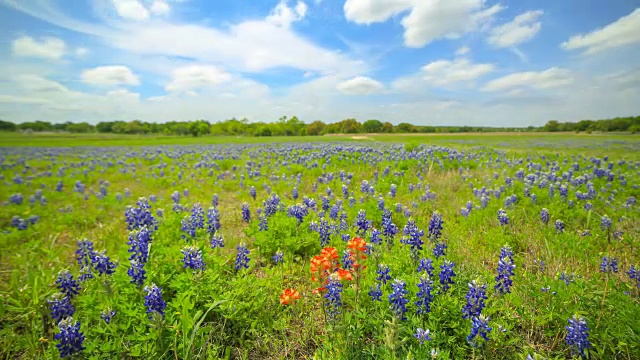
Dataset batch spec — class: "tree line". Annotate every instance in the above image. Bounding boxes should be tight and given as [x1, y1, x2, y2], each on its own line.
[0, 115, 638, 137]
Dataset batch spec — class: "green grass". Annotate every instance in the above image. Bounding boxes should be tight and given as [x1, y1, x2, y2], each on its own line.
[0, 134, 639, 359]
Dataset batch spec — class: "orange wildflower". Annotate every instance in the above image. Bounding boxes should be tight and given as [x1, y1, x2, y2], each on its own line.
[320, 247, 339, 261]
[279, 288, 301, 305]
[348, 237, 367, 253]
[335, 268, 353, 281]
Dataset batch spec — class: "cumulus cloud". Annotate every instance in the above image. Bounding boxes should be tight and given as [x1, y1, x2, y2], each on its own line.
[561, 8, 640, 55]
[422, 58, 495, 85]
[344, 0, 504, 47]
[150, 0, 170, 16]
[81, 65, 140, 86]
[112, 0, 149, 21]
[482, 67, 573, 92]
[337, 76, 384, 95]
[165, 65, 232, 92]
[267, 0, 308, 27]
[488, 10, 543, 48]
[455, 46, 470, 56]
[12, 36, 66, 60]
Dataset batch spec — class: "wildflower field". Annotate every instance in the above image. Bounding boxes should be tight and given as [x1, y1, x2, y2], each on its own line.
[1, 133, 639, 359]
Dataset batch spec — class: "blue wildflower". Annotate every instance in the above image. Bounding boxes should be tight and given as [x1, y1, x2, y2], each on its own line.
[235, 243, 250, 271]
[144, 283, 166, 318]
[600, 215, 612, 231]
[376, 264, 391, 284]
[600, 257, 618, 273]
[566, 315, 591, 357]
[324, 274, 343, 320]
[48, 293, 75, 323]
[388, 279, 409, 320]
[427, 211, 444, 242]
[272, 251, 284, 264]
[210, 234, 224, 248]
[462, 280, 487, 319]
[497, 209, 509, 226]
[54, 317, 85, 358]
[181, 245, 205, 271]
[241, 203, 251, 222]
[433, 242, 446, 258]
[55, 270, 80, 298]
[368, 283, 382, 301]
[354, 209, 372, 235]
[417, 258, 434, 277]
[468, 315, 492, 344]
[439, 260, 456, 292]
[100, 308, 117, 324]
[414, 328, 432, 345]
[415, 275, 434, 314]
[555, 219, 565, 233]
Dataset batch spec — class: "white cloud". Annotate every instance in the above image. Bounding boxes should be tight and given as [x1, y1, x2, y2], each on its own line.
[165, 65, 232, 92]
[344, 0, 504, 48]
[81, 65, 140, 86]
[455, 46, 470, 56]
[75, 47, 89, 57]
[561, 8, 640, 55]
[267, 0, 308, 27]
[337, 76, 384, 95]
[12, 36, 66, 60]
[112, 0, 149, 21]
[488, 10, 543, 48]
[150, 0, 170, 16]
[107, 88, 140, 101]
[483, 67, 573, 92]
[422, 58, 494, 85]
[343, 0, 413, 24]
[15, 74, 69, 93]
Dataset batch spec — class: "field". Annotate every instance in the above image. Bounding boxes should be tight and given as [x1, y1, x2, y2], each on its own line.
[1, 132, 639, 359]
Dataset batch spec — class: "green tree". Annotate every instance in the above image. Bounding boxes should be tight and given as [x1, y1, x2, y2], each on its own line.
[0, 120, 17, 131]
[362, 119, 383, 133]
[544, 120, 560, 132]
[306, 121, 326, 136]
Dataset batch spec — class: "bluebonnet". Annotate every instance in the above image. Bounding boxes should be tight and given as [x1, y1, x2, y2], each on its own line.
[48, 293, 75, 323]
[497, 209, 509, 226]
[241, 203, 251, 222]
[377, 197, 385, 211]
[210, 234, 225, 248]
[74, 181, 85, 194]
[92, 250, 116, 276]
[600, 257, 618, 273]
[100, 308, 117, 324]
[530, 194, 537, 204]
[206, 206, 220, 235]
[461, 207, 470, 218]
[370, 228, 382, 245]
[376, 264, 391, 284]
[427, 211, 444, 242]
[258, 214, 268, 231]
[560, 272, 575, 285]
[181, 215, 197, 239]
[75, 239, 95, 270]
[495, 256, 516, 294]
[144, 283, 166, 318]
[401, 219, 424, 251]
[324, 274, 343, 320]
[310, 218, 335, 246]
[183, 188, 189, 197]
[10, 216, 28, 230]
[500, 245, 514, 262]
[381, 209, 398, 239]
[555, 219, 565, 233]
[181, 245, 205, 271]
[414, 328, 432, 345]
[341, 184, 349, 199]
[566, 315, 591, 357]
[468, 315, 492, 344]
[287, 204, 308, 225]
[272, 251, 284, 264]
[415, 275, 434, 314]
[628, 265, 640, 289]
[368, 283, 383, 301]
[354, 209, 372, 235]
[466, 201, 473, 212]
[417, 258, 434, 277]
[341, 250, 353, 269]
[613, 230, 624, 240]
[462, 280, 488, 319]
[125, 198, 157, 231]
[235, 243, 250, 271]
[388, 279, 409, 320]
[211, 193, 219, 207]
[433, 242, 446, 258]
[439, 260, 456, 292]
[263, 193, 281, 217]
[56, 181, 63, 192]
[54, 317, 85, 358]
[171, 191, 180, 204]
[583, 202, 593, 211]
[581, 229, 592, 237]
[389, 183, 397, 197]
[127, 260, 146, 286]
[600, 215, 612, 231]
[329, 204, 340, 219]
[250, 186, 256, 200]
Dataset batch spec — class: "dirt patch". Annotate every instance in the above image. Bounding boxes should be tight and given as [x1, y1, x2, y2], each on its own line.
[351, 136, 372, 140]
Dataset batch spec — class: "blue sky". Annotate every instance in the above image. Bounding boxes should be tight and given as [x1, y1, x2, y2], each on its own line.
[0, 0, 639, 126]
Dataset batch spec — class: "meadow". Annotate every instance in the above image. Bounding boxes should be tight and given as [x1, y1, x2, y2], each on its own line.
[1, 132, 639, 359]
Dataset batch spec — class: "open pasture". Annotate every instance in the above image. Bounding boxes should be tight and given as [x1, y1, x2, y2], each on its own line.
[1, 133, 639, 359]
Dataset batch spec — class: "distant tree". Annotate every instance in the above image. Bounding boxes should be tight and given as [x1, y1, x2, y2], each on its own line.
[395, 122, 415, 133]
[338, 118, 361, 133]
[544, 120, 560, 132]
[362, 119, 383, 133]
[66, 122, 94, 133]
[0, 120, 17, 131]
[381, 122, 394, 133]
[307, 121, 326, 136]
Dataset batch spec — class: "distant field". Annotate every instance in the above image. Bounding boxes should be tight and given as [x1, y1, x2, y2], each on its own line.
[2, 132, 639, 157]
